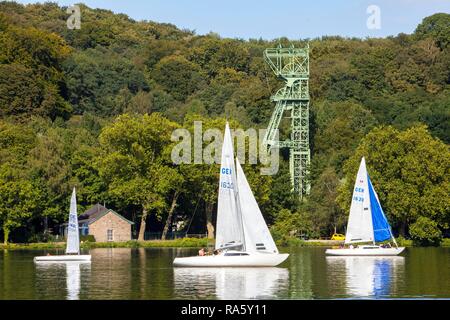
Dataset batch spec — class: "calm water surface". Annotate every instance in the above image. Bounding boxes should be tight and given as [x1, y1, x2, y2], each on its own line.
[0, 247, 449, 299]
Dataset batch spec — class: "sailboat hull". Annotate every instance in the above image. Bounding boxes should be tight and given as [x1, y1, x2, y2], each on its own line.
[173, 253, 289, 267]
[34, 255, 91, 262]
[325, 246, 405, 256]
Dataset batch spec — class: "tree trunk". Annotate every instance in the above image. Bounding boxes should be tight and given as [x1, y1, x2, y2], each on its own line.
[161, 190, 180, 240]
[400, 220, 407, 238]
[3, 226, 9, 245]
[138, 207, 148, 241]
[205, 201, 215, 239]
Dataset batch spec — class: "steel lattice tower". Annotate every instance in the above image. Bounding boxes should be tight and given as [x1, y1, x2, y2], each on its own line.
[263, 44, 310, 198]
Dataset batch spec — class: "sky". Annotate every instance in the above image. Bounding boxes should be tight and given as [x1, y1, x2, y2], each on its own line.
[14, 0, 450, 40]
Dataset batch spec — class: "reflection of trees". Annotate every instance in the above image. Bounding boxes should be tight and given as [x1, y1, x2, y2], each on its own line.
[404, 248, 448, 297]
[130, 247, 175, 299]
[1, 251, 35, 299]
[286, 247, 313, 298]
[1, 251, 39, 299]
[87, 248, 132, 299]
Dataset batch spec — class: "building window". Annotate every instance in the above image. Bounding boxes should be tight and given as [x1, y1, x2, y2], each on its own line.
[107, 229, 113, 241]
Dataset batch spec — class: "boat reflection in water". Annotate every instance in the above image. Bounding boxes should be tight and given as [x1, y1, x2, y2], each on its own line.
[174, 267, 289, 299]
[35, 261, 91, 300]
[326, 256, 405, 298]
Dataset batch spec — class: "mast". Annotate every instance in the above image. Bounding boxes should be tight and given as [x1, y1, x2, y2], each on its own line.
[234, 157, 246, 252]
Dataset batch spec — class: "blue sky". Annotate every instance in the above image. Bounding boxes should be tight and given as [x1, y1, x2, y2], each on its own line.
[14, 0, 450, 39]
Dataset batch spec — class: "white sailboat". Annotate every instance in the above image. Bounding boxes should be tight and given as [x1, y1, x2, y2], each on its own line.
[173, 123, 289, 267]
[34, 188, 91, 262]
[326, 157, 405, 256]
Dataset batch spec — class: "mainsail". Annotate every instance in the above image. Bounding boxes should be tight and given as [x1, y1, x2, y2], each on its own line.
[215, 123, 245, 250]
[66, 188, 80, 254]
[236, 158, 278, 254]
[345, 157, 374, 244]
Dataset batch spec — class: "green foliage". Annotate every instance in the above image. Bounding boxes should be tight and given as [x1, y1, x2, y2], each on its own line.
[409, 216, 443, 246]
[0, 170, 37, 244]
[271, 209, 315, 242]
[395, 236, 413, 247]
[414, 13, 450, 49]
[152, 55, 204, 101]
[0, 20, 72, 118]
[80, 234, 96, 242]
[0, 2, 448, 244]
[98, 113, 182, 239]
[64, 48, 150, 115]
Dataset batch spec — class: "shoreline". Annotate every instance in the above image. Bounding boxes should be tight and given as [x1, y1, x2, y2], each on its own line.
[1, 238, 449, 250]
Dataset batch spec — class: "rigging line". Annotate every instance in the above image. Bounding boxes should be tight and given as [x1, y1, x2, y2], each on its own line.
[184, 190, 203, 236]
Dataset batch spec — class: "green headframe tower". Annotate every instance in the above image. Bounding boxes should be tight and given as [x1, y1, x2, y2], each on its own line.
[263, 44, 310, 198]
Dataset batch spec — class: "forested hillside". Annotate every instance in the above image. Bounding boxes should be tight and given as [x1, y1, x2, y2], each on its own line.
[0, 2, 448, 245]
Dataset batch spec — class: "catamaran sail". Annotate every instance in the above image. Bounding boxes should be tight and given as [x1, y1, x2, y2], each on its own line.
[326, 157, 404, 256]
[236, 158, 278, 254]
[66, 187, 80, 254]
[215, 122, 245, 251]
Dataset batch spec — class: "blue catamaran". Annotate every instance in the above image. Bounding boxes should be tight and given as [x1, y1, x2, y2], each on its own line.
[326, 157, 405, 256]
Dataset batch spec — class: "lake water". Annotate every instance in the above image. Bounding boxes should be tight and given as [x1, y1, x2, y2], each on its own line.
[0, 247, 448, 299]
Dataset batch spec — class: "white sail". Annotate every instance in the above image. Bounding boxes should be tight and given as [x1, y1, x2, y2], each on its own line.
[215, 123, 245, 250]
[345, 157, 374, 244]
[66, 188, 80, 254]
[236, 158, 278, 254]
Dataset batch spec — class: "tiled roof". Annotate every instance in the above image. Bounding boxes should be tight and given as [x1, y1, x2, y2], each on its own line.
[77, 204, 134, 225]
[79, 203, 108, 221]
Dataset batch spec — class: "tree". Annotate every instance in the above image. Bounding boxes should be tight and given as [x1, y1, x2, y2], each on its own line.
[337, 125, 449, 238]
[0, 168, 37, 244]
[64, 49, 150, 116]
[0, 120, 38, 243]
[0, 22, 72, 119]
[306, 167, 344, 237]
[414, 13, 450, 49]
[152, 55, 204, 101]
[26, 125, 76, 234]
[270, 209, 314, 242]
[409, 216, 442, 246]
[98, 113, 181, 240]
[311, 100, 377, 175]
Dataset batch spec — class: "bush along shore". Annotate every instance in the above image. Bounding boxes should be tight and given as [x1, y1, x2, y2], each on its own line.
[1, 237, 449, 250]
[0, 238, 209, 250]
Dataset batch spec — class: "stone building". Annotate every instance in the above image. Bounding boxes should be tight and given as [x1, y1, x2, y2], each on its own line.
[61, 204, 134, 242]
